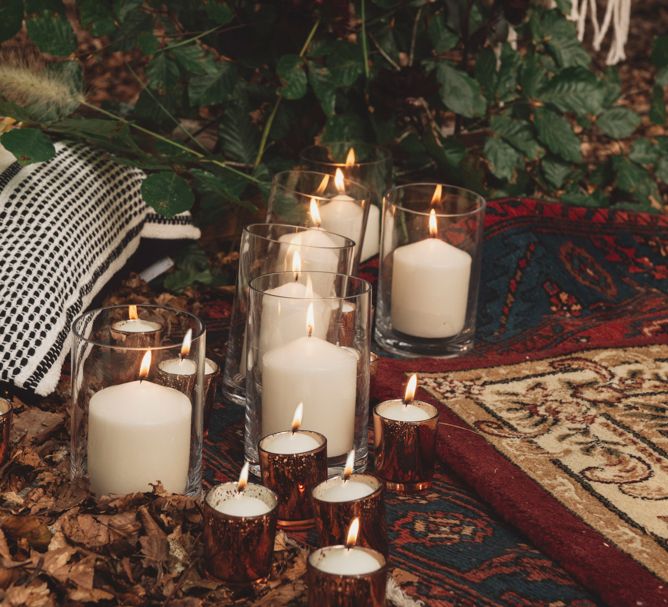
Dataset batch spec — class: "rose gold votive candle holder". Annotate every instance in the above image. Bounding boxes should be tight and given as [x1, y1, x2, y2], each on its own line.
[203, 463, 279, 584]
[307, 517, 387, 607]
[312, 451, 388, 556]
[373, 374, 439, 493]
[259, 411, 327, 529]
[0, 398, 12, 466]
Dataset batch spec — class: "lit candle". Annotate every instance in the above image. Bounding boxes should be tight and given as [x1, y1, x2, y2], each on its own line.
[375, 374, 431, 421]
[158, 329, 196, 376]
[307, 518, 387, 606]
[318, 168, 364, 254]
[258, 255, 331, 358]
[259, 404, 323, 454]
[261, 304, 357, 458]
[112, 304, 162, 335]
[87, 351, 192, 495]
[391, 206, 472, 338]
[209, 462, 272, 516]
[312, 450, 376, 502]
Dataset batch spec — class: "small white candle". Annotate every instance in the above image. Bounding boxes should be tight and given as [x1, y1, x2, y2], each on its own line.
[216, 494, 271, 516]
[112, 318, 162, 333]
[261, 431, 322, 454]
[206, 464, 274, 517]
[88, 378, 191, 495]
[360, 204, 380, 261]
[391, 210, 471, 338]
[205, 358, 217, 375]
[376, 399, 431, 422]
[158, 357, 197, 376]
[314, 477, 376, 501]
[310, 545, 383, 575]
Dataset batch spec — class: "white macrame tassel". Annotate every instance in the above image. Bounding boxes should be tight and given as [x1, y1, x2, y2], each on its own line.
[569, 0, 631, 65]
[387, 577, 426, 607]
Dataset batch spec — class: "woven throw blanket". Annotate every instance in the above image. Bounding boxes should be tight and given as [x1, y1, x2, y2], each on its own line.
[0, 142, 200, 395]
[373, 199, 668, 607]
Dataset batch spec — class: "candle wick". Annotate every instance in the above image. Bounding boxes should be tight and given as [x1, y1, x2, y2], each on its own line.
[294, 271, 299, 282]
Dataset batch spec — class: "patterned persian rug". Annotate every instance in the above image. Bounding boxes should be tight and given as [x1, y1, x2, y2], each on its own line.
[373, 199, 668, 607]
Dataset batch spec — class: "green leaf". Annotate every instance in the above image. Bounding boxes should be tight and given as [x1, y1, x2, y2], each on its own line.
[146, 54, 180, 95]
[191, 169, 256, 211]
[0, 0, 24, 42]
[613, 157, 658, 204]
[519, 53, 547, 98]
[497, 44, 520, 102]
[629, 139, 659, 166]
[0, 128, 56, 165]
[308, 63, 337, 116]
[650, 84, 666, 125]
[437, 62, 487, 118]
[541, 9, 590, 68]
[596, 107, 640, 138]
[326, 42, 363, 88]
[490, 115, 543, 159]
[475, 48, 498, 101]
[171, 45, 208, 75]
[141, 172, 194, 217]
[533, 107, 582, 163]
[541, 155, 572, 188]
[77, 0, 115, 37]
[540, 68, 606, 116]
[322, 113, 367, 143]
[484, 137, 521, 180]
[188, 61, 236, 106]
[277, 54, 308, 100]
[203, 0, 233, 25]
[657, 157, 668, 184]
[651, 35, 668, 68]
[137, 31, 159, 55]
[114, 0, 141, 21]
[163, 244, 214, 292]
[428, 12, 459, 53]
[27, 11, 77, 56]
[219, 103, 259, 164]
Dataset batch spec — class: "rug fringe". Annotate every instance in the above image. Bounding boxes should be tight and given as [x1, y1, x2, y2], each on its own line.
[387, 577, 425, 607]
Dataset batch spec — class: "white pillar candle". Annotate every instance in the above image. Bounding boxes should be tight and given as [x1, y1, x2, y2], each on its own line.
[318, 193, 363, 251]
[261, 336, 357, 457]
[260, 431, 322, 454]
[391, 230, 471, 338]
[360, 204, 380, 261]
[87, 380, 191, 495]
[206, 482, 273, 517]
[112, 318, 162, 333]
[259, 281, 330, 358]
[310, 545, 383, 575]
[376, 399, 432, 421]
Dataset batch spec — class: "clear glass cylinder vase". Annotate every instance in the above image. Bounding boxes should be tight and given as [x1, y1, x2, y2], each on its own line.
[71, 304, 205, 496]
[222, 223, 355, 405]
[300, 142, 392, 262]
[266, 169, 371, 269]
[375, 183, 486, 357]
[245, 271, 371, 474]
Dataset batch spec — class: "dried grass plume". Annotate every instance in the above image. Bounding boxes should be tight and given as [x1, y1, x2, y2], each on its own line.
[0, 52, 84, 123]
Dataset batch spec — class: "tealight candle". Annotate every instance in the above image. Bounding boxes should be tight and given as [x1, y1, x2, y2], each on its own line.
[87, 351, 192, 495]
[110, 305, 162, 345]
[312, 451, 387, 555]
[203, 463, 279, 584]
[391, 208, 472, 338]
[307, 518, 387, 607]
[259, 403, 328, 529]
[374, 374, 439, 492]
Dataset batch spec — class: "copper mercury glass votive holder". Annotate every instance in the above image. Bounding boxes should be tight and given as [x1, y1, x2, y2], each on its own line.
[202, 482, 279, 584]
[307, 546, 388, 607]
[258, 430, 328, 530]
[0, 398, 12, 466]
[312, 474, 388, 556]
[373, 399, 439, 492]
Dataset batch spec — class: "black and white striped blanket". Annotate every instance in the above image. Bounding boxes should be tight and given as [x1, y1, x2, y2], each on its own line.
[0, 142, 200, 395]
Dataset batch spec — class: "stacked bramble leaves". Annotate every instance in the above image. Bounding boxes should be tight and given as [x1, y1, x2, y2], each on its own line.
[0, 1, 666, 225]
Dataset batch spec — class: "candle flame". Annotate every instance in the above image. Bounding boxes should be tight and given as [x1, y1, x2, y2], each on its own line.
[139, 350, 152, 380]
[305, 275, 314, 299]
[429, 209, 438, 238]
[128, 304, 138, 320]
[345, 147, 356, 167]
[292, 250, 302, 280]
[180, 329, 192, 358]
[309, 197, 322, 228]
[334, 167, 345, 194]
[404, 373, 417, 404]
[342, 449, 355, 481]
[291, 402, 304, 433]
[316, 174, 330, 195]
[430, 184, 442, 206]
[237, 461, 249, 493]
[345, 517, 360, 549]
[306, 302, 315, 338]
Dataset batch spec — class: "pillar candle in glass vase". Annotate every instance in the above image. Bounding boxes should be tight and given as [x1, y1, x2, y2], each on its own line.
[391, 209, 471, 338]
[318, 168, 365, 252]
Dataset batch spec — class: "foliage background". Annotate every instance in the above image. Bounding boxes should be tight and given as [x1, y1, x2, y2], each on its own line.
[0, 0, 666, 286]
